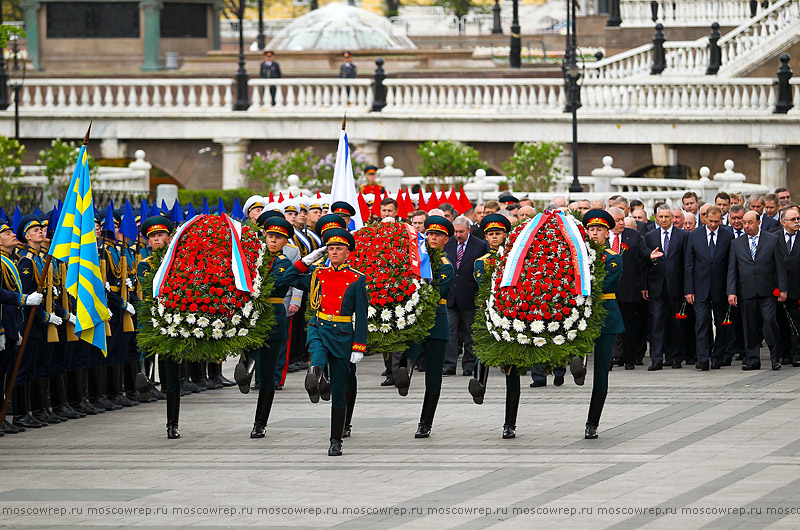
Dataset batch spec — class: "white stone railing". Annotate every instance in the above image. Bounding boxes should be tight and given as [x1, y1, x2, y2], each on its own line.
[248, 78, 374, 111]
[620, 0, 764, 27]
[662, 41, 710, 76]
[15, 78, 235, 111]
[718, 0, 800, 76]
[585, 43, 653, 80]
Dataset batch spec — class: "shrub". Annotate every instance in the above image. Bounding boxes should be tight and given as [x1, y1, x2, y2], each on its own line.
[502, 141, 564, 193]
[417, 140, 488, 188]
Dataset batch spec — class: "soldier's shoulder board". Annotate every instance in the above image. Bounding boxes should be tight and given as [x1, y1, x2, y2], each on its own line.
[476, 253, 490, 262]
[441, 256, 451, 265]
[277, 254, 287, 260]
[604, 248, 618, 255]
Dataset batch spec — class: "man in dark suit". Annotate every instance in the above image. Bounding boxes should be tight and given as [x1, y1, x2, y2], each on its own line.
[727, 211, 788, 370]
[644, 205, 688, 370]
[685, 206, 735, 370]
[776, 207, 800, 366]
[728, 204, 747, 360]
[443, 216, 489, 376]
[749, 194, 779, 232]
[259, 50, 281, 106]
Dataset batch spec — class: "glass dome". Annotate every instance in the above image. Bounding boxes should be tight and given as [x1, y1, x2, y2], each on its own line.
[267, 3, 417, 51]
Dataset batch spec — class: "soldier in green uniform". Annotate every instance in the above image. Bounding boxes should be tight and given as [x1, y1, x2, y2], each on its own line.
[295, 228, 367, 456]
[394, 216, 455, 439]
[575, 209, 624, 439]
[136, 216, 181, 438]
[468, 213, 522, 439]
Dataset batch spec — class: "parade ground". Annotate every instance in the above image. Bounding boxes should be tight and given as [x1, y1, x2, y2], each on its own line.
[2, 352, 800, 529]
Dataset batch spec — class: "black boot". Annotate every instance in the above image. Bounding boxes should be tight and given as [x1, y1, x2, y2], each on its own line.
[415, 392, 440, 438]
[234, 355, 255, 394]
[75, 367, 103, 415]
[209, 361, 235, 387]
[395, 358, 413, 397]
[502, 390, 520, 439]
[13, 382, 45, 428]
[124, 361, 145, 403]
[304, 366, 322, 403]
[329, 406, 346, 456]
[570, 356, 587, 386]
[166, 391, 181, 439]
[342, 391, 357, 438]
[52, 375, 83, 419]
[468, 362, 490, 405]
[584, 390, 608, 439]
[250, 388, 275, 438]
[319, 365, 331, 401]
[201, 362, 222, 390]
[32, 378, 61, 424]
[91, 365, 120, 411]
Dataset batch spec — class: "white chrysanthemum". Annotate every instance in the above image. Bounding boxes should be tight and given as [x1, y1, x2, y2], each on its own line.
[159, 327, 167, 335]
[552, 335, 565, 345]
[588, 248, 597, 261]
[567, 330, 578, 340]
[517, 334, 530, 344]
[151, 318, 159, 327]
[395, 306, 405, 318]
[192, 328, 204, 339]
[405, 300, 415, 313]
[500, 317, 510, 330]
[397, 317, 407, 329]
[211, 319, 223, 329]
[379, 323, 391, 333]
[491, 330, 501, 341]
[231, 314, 242, 326]
[151, 306, 157, 317]
[407, 313, 416, 325]
[173, 314, 182, 325]
[501, 330, 512, 341]
[179, 328, 190, 338]
[584, 307, 592, 318]
[249, 318, 258, 327]
[252, 311, 260, 320]
[512, 319, 525, 332]
[585, 297, 593, 306]
[547, 322, 560, 333]
[490, 311, 501, 326]
[497, 246, 504, 257]
[157, 304, 165, 316]
[571, 308, 579, 319]
[578, 320, 587, 331]
[533, 337, 547, 347]
[562, 317, 574, 330]
[197, 317, 210, 328]
[367, 306, 377, 319]
[531, 321, 545, 334]
[211, 328, 223, 339]
[411, 291, 420, 304]
[380, 309, 392, 321]
[225, 328, 236, 338]
[243, 303, 253, 318]
[238, 328, 248, 336]
[368, 323, 378, 332]
[164, 313, 173, 324]
[167, 325, 177, 337]
[185, 313, 197, 324]
[576, 295, 585, 306]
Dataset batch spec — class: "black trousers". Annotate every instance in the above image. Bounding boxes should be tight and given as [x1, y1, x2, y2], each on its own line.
[777, 298, 800, 362]
[693, 299, 733, 364]
[443, 307, 476, 372]
[740, 296, 780, 366]
[649, 294, 684, 365]
[618, 301, 645, 366]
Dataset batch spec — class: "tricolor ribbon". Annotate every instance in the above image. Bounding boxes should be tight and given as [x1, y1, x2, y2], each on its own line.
[405, 223, 422, 278]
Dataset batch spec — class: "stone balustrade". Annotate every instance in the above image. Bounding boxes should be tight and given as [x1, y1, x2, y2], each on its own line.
[620, 0, 763, 27]
[248, 79, 374, 111]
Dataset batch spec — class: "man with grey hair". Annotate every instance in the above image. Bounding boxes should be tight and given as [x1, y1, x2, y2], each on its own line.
[683, 212, 697, 232]
[591, 199, 606, 210]
[443, 215, 489, 376]
[518, 205, 535, 221]
[552, 196, 567, 208]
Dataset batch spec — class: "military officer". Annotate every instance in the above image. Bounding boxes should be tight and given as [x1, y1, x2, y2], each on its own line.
[394, 216, 454, 438]
[466, 213, 522, 438]
[572, 209, 626, 439]
[243, 195, 266, 223]
[339, 51, 357, 80]
[330, 201, 356, 231]
[259, 50, 281, 106]
[359, 165, 385, 197]
[294, 228, 367, 456]
[284, 199, 313, 257]
[136, 216, 182, 439]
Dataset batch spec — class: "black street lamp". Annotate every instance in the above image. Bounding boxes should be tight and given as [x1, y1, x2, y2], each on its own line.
[562, 0, 582, 193]
[257, 0, 266, 50]
[0, 3, 10, 111]
[9, 37, 25, 140]
[234, 0, 250, 110]
[509, 0, 521, 68]
[492, 0, 502, 35]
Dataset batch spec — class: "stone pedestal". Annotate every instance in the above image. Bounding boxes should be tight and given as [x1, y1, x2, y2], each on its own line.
[749, 144, 787, 191]
[377, 156, 404, 193]
[214, 138, 249, 190]
[590, 156, 625, 193]
[128, 149, 152, 191]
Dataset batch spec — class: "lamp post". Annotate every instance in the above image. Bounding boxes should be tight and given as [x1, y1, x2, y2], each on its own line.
[492, 0, 502, 34]
[257, 0, 265, 50]
[234, 0, 250, 110]
[562, 0, 582, 192]
[9, 37, 24, 140]
[0, 3, 9, 111]
[509, 0, 520, 68]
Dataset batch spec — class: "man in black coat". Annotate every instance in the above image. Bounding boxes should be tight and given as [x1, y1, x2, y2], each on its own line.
[259, 50, 282, 106]
[727, 211, 788, 370]
[644, 205, 688, 370]
[685, 206, 735, 370]
[442, 216, 489, 375]
[775, 207, 800, 366]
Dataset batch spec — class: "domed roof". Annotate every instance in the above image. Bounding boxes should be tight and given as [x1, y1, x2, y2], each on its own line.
[267, 3, 417, 51]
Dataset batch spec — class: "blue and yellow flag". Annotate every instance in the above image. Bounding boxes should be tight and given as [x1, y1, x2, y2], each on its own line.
[48, 142, 110, 357]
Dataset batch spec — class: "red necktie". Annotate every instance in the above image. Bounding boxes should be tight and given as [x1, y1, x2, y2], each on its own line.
[612, 233, 620, 253]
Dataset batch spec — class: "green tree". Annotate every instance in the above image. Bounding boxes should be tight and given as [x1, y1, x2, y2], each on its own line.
[502, 141, 564, 193]
[417, 140, 488, 188]
[244, 147, 319, 193]
[435, 0, 472, 20]
[37, 138, 98, 202]
[0, 135, 24, 206]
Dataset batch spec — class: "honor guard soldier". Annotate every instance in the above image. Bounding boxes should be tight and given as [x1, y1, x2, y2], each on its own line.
[1, 220, 44, 433]
[467, 213, 522, 438]
[259, 50, 281, 106]
[136, 216, 182, 439]
[572, 209, 625, 439]
[243, 195, 266, 223]
[283, 199, 312, 257]
[339, 51, 357, 79]
[295, 228, 367, 456]
[359, 165, 385, 197]
[306, 197, 324, 245]
[295, 197, 320, 252]
[329, 201, 356, 231]
[394, 216, 455, 438]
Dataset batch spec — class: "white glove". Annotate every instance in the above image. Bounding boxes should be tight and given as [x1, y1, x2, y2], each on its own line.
[108, 311, 113, 319]
[301, 246, 327, 266]
[48, 314, 63, 326]
[125, 302, 136, 315]
[0, 334, 6, 351]
[68, 313, 77, 326]
[53, 285, 59, 297]
[126, 278, 133, 290]
[25, 292, 43, 306]
[105, 282, 111, 291]
[350, 351, 363, 364]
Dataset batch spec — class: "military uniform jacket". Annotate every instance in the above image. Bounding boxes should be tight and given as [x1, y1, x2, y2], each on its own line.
[288, 260, 368, 360]
[260, 61, 282, 79]
[600, 247, 624, 335]
[427, 253, 454, 342]
[103, 244, 126, 314]
[473, 249, 498, 289]
[0, 250, 30, 340]
[265, 252, 296, 342]
[339, 62, 357, 78]
[18, 248, 66, 340]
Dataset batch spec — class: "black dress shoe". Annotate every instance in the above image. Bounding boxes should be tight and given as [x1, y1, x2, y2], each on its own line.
[234, 361, 251, 394]
[415, 423, 431, 438]
[342, 425, 351, 438]
[696, 361, 709, 371]
[734, 353, 743, 361]
[711, 361, 721, 370]
[585, 422, 598, 439]
[381, 369, 389, 377]
[252, 382, 261, 391]
[166, 423, 181, 439]
[570, 356, 586, 386]
[672, 361, 682, 369]
[793, 360, 800, 367]
[502, 424, 516, 439]
[624, 364, 635, 370]
[742, 363, 761, 371]
[2, 419, 21, 434]
[721, 359, 732, 367]
[635, 360, 644, 366]
[250, 423, 266, 438]
[305, 370, 320, 403]
[462, 369, 473, 377]
[648, 362, 663, 371]
[319, 375, 331, 401]
[275, 383, 283, 390]
[772, 362, 782, 371]
[395, 367, 411, 397]
[328, 438, 343, 456]
[442, 369, 456, 376]
[554, 375, 565, 386]
[13, 415, 42, 429]
[468, 378, 485, 404]
[380, 377, 395, 387]
[530, 379, 546, 388]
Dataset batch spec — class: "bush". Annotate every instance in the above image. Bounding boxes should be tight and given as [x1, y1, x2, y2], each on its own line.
[417, 140, 488, 188]
[37, 139, 98, 203]
[0, 135, 24, 206]
[313, 150, 371, 191]
[502, 141, 564, 193]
